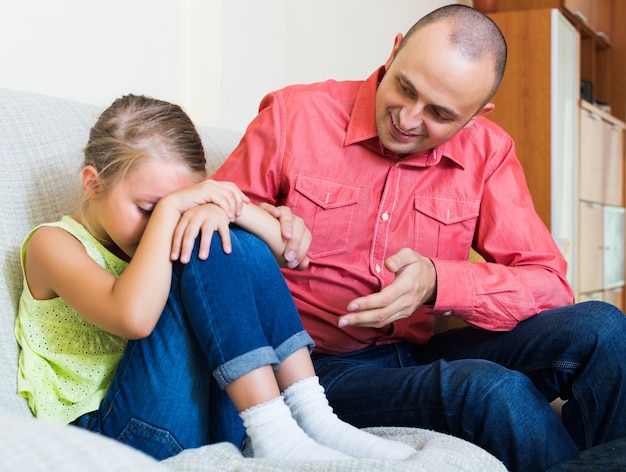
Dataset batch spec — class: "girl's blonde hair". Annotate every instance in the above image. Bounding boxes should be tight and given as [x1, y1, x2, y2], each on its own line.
[79, 94, 207, 235]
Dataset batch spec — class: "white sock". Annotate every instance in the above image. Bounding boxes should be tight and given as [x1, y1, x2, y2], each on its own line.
[239, 396, 351, 460]
[282, 376, 416, 460]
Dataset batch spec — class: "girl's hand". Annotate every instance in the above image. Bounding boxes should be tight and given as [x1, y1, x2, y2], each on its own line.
[165, 179, 250, 220]
[171, 203, 232, 263]
[163, 179, 249, 263]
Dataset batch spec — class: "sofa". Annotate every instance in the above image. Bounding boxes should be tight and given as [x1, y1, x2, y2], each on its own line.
[0, 88, 507, 471]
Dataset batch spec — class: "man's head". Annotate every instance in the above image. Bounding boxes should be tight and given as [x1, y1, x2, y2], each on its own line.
[375, 4, 507, 155]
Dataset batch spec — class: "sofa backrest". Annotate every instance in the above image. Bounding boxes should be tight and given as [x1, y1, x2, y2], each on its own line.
[0, 88, 242, 415]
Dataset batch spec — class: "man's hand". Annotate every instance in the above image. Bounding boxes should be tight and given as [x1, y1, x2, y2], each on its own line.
[338, 248, 436, 328]
[259, 203, 311, 270]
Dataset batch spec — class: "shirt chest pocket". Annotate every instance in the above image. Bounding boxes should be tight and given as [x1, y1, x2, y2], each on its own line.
[413, 196, 480, 259]
[294, 175, 361, 258]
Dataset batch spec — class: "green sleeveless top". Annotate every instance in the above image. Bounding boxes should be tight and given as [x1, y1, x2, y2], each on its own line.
[15, 216, 128, 424]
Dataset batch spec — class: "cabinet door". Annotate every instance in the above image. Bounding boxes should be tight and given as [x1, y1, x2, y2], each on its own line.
[603, 205, 625, 288]
[603, 122, 624, 206]
[579, 108, 604, 203]
[578, 201, 604, 292]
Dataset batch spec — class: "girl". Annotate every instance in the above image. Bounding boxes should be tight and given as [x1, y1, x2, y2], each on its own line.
[15, 95, 415, 461]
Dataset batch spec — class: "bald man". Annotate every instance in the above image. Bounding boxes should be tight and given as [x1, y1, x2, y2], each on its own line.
[214, 5, 626, 471]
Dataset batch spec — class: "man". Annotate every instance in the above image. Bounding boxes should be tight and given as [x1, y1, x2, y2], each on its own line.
[214, 5, 626, 471]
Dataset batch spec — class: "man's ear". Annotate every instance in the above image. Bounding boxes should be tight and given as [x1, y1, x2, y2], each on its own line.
[463, 102, 495, 129]
[384, 33, 404, 71]
[81, 165, 101, 198]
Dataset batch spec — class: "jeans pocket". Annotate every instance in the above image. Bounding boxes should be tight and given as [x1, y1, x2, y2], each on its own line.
[117, 417, 184, 461]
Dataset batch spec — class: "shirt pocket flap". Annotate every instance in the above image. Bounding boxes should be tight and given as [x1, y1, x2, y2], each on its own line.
[295, 175, 360, 210]
[414, 196, 480, 225]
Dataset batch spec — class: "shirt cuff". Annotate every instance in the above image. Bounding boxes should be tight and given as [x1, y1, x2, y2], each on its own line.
[430, 258, 475, 317]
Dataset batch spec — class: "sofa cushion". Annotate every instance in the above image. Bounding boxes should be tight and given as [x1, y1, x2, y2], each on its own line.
[163, 426, 507, 471]
[0, 411, 166, 471]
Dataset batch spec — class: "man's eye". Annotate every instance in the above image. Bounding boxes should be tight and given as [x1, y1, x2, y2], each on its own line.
[430, 108, 450, 122]
[399, 82, 413, 96]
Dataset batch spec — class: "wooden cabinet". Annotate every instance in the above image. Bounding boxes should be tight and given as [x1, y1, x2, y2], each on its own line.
[488, 8, 579, 284]
[487, 5, 626, 309]
[577, 101, 625, 308]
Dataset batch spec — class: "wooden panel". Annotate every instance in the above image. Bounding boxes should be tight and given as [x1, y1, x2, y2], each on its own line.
[607, 0, 626, 122]
[488, 9, 553, 228]
[563, 0, 592, 26]
[591, 0, 612, 42]
[498, 0, 562, 11]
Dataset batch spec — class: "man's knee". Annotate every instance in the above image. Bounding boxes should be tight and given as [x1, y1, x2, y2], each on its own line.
[445, 358, 535, 403]
[548, 300, 625, 348]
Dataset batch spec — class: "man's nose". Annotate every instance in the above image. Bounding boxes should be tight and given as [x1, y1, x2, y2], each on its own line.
[398, 103, 424, 131]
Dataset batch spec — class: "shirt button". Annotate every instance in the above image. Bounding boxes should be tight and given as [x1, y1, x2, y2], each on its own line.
[381, 211, 389, 221]
[375, 264, 381, 273]
[443, 310, 452, 316]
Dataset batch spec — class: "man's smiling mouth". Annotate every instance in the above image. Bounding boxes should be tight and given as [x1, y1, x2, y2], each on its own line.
[391, 116, 419, 138]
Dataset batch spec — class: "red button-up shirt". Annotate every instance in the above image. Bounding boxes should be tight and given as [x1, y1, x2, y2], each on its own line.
[213, 67, 574, 355]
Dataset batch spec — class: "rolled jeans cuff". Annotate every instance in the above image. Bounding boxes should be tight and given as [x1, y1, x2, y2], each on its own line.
[212, 330, 315, 389]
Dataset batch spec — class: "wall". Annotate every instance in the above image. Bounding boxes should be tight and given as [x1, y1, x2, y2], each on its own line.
[218, 0, 454, 130]
[0, 0, 191, 115]
[0, 0, 453, 131]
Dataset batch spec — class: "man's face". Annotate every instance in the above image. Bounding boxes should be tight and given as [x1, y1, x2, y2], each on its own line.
[376, 23, 495, 156]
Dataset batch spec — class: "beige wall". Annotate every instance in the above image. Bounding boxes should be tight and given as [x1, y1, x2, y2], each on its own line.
[0, 0, 454, 130]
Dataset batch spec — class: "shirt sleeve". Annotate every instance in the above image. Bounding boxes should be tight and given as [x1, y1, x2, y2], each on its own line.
[431, 135, 575, 331]
[211, 92, 284, 205]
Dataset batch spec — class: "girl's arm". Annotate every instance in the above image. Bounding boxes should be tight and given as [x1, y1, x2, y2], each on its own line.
[234, 203, 290, 263]
[174, 201, 311, 267]
[25, 180, 242, 340]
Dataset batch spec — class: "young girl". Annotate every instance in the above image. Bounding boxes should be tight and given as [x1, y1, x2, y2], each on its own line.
[15, 95, 415, 462]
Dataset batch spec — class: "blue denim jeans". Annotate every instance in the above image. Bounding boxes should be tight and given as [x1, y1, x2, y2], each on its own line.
[75, 228, 313, 460]
[313, 301, 626, 472]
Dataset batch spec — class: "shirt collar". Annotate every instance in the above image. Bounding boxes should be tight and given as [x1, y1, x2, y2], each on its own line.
[345, 66, 466, 169]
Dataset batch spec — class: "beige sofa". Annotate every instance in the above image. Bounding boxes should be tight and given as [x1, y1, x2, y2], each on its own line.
[0, 88, 506, 471]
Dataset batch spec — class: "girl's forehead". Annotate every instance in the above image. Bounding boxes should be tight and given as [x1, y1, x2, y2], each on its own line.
[123, 160, 203, 197]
